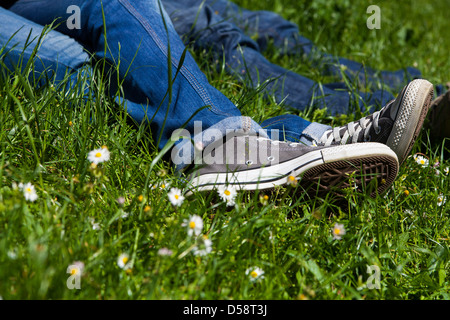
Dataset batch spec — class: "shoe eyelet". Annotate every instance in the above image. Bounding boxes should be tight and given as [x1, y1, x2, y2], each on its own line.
[375, 128, 381, 135]
[246, 160, 253, 166]
[364, 135, 372, 142]
[267, 156, 275, 162]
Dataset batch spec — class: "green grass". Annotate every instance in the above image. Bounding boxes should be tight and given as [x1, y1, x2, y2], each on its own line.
[1, 0, 450, 300]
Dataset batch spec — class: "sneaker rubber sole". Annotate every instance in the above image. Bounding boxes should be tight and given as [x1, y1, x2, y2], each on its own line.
[300, 154, 398, 200]
[387, 79, 434, 165]
[186, 142, 399, 198]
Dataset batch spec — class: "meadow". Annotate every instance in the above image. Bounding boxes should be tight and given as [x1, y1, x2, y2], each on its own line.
[0, 0, 450, 300]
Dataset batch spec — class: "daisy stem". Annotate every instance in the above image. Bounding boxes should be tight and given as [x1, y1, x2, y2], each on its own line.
[177, 243, 197, 260]
[131, 228, 140, 269]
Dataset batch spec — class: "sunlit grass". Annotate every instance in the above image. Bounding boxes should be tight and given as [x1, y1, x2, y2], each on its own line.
[0, 0, 449, 300]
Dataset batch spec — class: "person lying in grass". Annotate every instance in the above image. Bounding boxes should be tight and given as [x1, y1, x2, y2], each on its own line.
[0, 1, 436, 199]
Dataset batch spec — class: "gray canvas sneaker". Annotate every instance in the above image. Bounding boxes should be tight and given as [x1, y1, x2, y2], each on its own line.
[315, 79, 434, 165]
[185, 133, 399, 199]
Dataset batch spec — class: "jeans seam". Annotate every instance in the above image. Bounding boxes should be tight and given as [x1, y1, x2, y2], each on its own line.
[118, 0, 228, 116]
[261, 117, 291, 128]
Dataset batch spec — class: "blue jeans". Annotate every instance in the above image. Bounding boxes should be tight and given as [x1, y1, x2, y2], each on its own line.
[165, 0, 420, 91]
[161, 0, 418, 114]
[1, 1, 333, 170]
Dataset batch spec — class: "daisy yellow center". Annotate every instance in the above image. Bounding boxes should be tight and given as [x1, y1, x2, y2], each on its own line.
[224, 190, 231, 196]
[95, 152, 102, 158]
[288, 175, 295, 181]
[122, 257, 129, 264]
[189, 221, 196, 229]
[263, 195, 269, 200]
[25, 188, 32, 193]
[250, 271, 258, 278]
[335, 228, 341, 235]
[420, 160, 425, 164]
[71, 268, 78, 275]
[161, 184, 166, 188]
[175, 194, 179, 200]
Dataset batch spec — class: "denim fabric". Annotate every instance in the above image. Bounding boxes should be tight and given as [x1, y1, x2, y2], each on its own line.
[7, 0, 243, 149]
[161, 0, 405, 115]
[0, 7, 91, 90]
[1, 2, 327, 170]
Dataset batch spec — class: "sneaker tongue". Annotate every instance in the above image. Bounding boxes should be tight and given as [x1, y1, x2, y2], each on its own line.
[382, 85, 408, 121]
[379, 100, 396, 120]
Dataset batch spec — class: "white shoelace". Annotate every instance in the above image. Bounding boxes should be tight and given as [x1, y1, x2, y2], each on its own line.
[317, 110, 382, 146]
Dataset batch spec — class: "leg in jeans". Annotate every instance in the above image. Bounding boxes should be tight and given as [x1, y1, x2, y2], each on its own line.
[191, 0, 422, 92]
[0, 5, 409, 199]
[161, 0, 394, 116]
[3, 2, 330, 169]
[8, 0, 242, 151]
[0, 7, 90, 94]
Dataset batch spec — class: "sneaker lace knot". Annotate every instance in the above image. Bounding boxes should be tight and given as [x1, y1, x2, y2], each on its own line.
[317, 111, 382, 146]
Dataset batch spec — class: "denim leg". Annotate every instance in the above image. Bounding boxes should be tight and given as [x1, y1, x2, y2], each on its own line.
[8, 0, 257, 152]
[198, 0, 421, 92]
[2, 2, 332, 171]
[186, 0, 315, 55]
[0, 7, 90, 92]
[162, 0, 394, 115]
[260, 114, 330, 146]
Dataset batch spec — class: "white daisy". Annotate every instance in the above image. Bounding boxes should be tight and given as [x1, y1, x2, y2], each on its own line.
[245, 267, 265, 282]
[259, 194, 269, 205]
[217, 184, 237, 206]
[182, 214, 203, 237]
[117, 253, 132, 270]
[22, 182, 38, 202]
[444, 167, 449, 175]
[68, 261, 85, 277]
[286, 171, 298, 186]
[88, 146, 110, 165]
[437, 194, 447, 207]
[414, 155, 429, 167]
[150, 181, 170, 190]
[192, 235, 213, 256]
[332, 223, 346, 240]
[168, 187, 185, 206]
